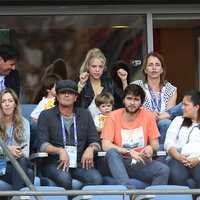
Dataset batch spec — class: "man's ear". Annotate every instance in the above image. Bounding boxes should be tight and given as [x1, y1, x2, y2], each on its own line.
[0, 57, 3, 64]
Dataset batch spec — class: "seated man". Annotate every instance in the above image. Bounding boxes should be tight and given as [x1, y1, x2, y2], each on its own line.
[37, 80, 102, 189]
[101, 84, 169, 189]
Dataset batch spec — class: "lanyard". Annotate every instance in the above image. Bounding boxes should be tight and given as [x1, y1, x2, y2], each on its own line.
[7, 122, 14, 146]
[60, 113, 78, 145]
[176, 124, 200, 144]
[147, 84, 162, 112]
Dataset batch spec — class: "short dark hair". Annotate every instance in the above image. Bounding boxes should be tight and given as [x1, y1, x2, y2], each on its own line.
[122, 84, 145, 104]
[0, 43, 20, 62]
[33, 74, 61, 103]
[182, 90, 200, 127]
[95, 93, 114, 107]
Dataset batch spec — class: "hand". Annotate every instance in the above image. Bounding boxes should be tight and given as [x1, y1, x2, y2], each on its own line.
[130, 150, 145, 165]
[184, 157, 199, 168]
[152, 111, 160, 121]
[57, 148, 70, 171]
[117, 68, 128, 81]
[140, 145, 153, 158]
[178, 154, 190, 164]
[81, 147, 94, 170]
[8, 146, 23, 159]
[79, 72, 89, 85]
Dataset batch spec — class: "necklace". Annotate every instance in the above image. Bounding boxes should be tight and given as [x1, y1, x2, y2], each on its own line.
[61, 112, 73, 117]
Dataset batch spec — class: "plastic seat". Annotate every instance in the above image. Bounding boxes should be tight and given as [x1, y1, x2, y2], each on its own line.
[21, 104, 37, 120]
[0, 177, 40, 191]
[80, 185, 130, 200]
[144, 185, 193, 200]
[102, 176, 149, 189]
[21, 186, 68, 200]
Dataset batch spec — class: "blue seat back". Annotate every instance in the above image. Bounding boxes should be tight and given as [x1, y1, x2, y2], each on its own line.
[145, 185, 193, 200]
[82, 185, 130, 200]
[21, 186, 68, 200]
[21, 104, 37, 120]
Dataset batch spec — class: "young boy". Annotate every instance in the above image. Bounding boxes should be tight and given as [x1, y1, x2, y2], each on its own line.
[94, 93, 114, 134]
[30, 74, 61, 122]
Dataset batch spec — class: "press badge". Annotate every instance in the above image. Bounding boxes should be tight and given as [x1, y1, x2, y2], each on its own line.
[65, 145, 77, 168]
[0, 154, 6, 176]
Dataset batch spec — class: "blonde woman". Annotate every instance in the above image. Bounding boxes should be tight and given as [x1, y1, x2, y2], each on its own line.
[132, 51, 177, 144]
[0, 88, 34, 189]
[76, 48, 128, 119]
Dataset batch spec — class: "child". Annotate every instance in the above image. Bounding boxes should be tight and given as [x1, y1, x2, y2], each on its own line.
[30, 74, 61, 122]
[29, 74, 61, 152]
[94, 93, 114, 134]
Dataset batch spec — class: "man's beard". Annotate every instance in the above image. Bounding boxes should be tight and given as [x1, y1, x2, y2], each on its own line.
[125, 106, 140, 114]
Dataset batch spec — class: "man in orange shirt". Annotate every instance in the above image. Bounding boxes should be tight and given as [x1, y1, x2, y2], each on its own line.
[101, 84, 169, 189]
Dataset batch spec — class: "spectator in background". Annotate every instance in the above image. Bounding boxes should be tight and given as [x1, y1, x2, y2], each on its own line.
[45, 58, 69, 80]
[29, 74, 61, 153]
[132, 51, 177, 144]
[0, 88, 34, 189]
[0, 43, 20, 97]
[164, 90, 200, 189]
[94, 93, 114, 135]
[110, 60, 130, 108]
[75, 48, 128, 119]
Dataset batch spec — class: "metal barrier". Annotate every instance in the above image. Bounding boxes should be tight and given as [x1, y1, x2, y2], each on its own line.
[1, 188, 200, 200]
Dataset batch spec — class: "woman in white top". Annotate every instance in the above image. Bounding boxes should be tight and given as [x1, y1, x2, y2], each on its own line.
[0, 88, 34, 189]
[132, 51, 177, 144]
[164, 90, 200, 188]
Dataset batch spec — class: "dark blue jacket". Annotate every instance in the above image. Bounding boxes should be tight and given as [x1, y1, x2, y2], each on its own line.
[5, 69, 20, 97]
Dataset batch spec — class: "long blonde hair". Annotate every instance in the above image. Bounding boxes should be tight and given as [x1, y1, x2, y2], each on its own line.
[0, 88, 24, 143]
[80, 48, 107, 74]
[142, 51, 167, 87]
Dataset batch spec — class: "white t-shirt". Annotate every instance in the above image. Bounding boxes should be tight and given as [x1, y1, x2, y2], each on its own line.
[30, 97, 55, 120]
[94, 114, 107, 129]
[88, 98, 101, 120]
[164, 116, 200, 159]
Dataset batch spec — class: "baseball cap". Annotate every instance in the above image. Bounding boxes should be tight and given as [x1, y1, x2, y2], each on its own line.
[56, 80, 78, 94]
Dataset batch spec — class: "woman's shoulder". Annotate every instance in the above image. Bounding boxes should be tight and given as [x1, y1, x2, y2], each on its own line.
[131, 80, 144, 87]
[164, 82, 177, 91]
[22, 117, 30, 129]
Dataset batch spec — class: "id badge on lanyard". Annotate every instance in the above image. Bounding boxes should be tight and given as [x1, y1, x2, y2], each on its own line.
[61, 113, 78, 168]
[64, 145, 77, 168]
[0, 153, 6, 176]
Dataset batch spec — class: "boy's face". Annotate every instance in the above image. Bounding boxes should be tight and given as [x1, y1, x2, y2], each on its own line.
[99, 103, 112, 116]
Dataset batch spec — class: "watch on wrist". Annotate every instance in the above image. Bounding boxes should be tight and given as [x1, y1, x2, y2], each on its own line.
[91, 145, 97, 154]
[125, 148, 131, 156]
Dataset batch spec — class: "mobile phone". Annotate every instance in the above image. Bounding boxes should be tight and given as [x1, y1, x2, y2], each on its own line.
[20, 144, 27, 150]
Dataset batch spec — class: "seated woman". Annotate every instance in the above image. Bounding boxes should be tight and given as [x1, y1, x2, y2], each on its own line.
[164, 90, 200, 188]
[132, 51, 177, 144]
[0, 88, 34, 190]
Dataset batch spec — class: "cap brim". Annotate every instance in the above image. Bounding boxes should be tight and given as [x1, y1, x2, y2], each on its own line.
[57, 88, 77, 94]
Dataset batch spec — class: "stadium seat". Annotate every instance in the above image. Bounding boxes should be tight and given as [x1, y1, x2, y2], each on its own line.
[21, 104, 37, 120]
[143, 185, 193, 200]
[20, 186, 68, 200]
[74, 185, 130, 200]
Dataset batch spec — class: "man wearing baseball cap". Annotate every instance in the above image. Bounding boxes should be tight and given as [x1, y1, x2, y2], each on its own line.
[37, 80, 102, 191]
